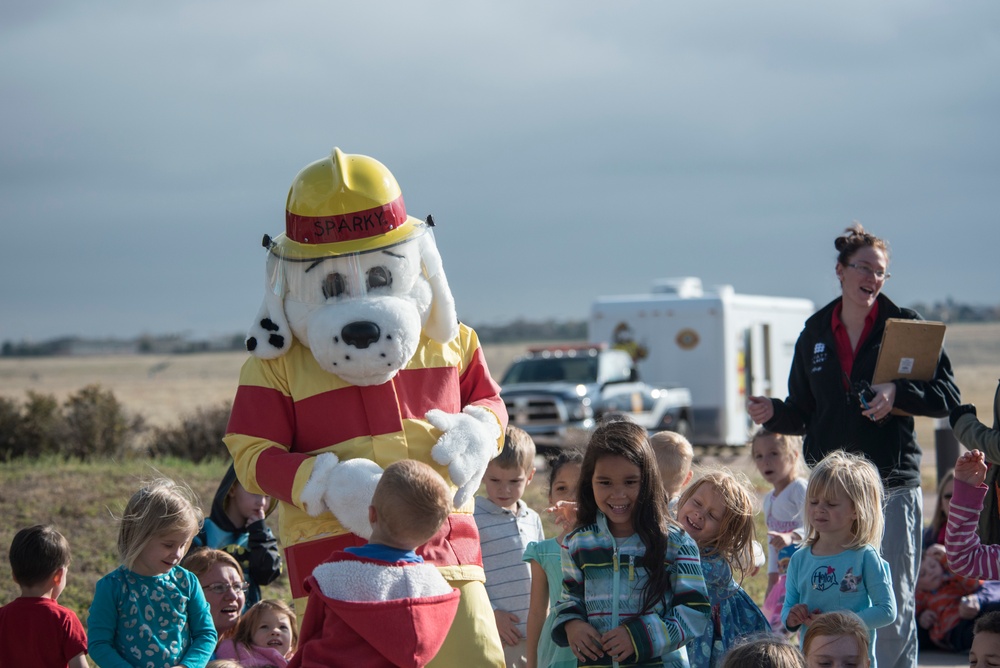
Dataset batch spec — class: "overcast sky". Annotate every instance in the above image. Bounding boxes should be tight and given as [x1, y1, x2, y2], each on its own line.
[2, 1, 997, 342]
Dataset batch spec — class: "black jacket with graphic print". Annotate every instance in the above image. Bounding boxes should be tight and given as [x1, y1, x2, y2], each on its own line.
[764, 294, 960, 489]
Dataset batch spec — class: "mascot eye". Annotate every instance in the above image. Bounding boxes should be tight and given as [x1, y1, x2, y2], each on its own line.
[322, 273, 347, 299]
[366, 266, 392, 290]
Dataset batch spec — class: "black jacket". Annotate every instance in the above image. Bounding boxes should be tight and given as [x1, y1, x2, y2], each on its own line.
[765, 294, 961, 489]
[954, 380, 1000, 545]
[190, 464, 283, 607]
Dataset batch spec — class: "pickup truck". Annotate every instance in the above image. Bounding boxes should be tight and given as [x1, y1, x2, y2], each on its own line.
[499, 345, 693, 450]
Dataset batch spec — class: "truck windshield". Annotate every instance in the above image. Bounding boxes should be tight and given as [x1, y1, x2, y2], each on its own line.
[500, 356, 599, 384]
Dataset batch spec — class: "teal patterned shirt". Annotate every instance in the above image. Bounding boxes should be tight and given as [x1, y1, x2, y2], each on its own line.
[87, 565, 217, 668]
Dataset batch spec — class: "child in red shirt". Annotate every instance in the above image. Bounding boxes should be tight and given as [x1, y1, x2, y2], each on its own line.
[0, 525, 88, 667]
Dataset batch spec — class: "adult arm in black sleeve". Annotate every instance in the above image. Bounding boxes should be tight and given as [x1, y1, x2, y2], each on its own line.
[764, 334, 813, 436]
[892, 348, 961, 418]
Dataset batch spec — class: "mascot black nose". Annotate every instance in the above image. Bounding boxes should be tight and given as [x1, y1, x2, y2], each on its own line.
[341, 321, 381, 349]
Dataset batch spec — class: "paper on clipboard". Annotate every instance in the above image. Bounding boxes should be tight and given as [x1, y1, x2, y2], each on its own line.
[872, 318, 946, 416]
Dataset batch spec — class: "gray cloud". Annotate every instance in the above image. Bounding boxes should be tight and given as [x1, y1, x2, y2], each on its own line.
[1, 0, 997, 340]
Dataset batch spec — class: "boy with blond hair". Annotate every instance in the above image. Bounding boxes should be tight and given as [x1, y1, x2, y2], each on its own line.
[475, 426, 545, 667]
[291, 459, 460, 668]
[650, 430, 694, 514]
[0, 525, 88, 668]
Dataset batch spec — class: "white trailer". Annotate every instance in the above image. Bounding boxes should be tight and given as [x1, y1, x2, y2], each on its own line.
[589, 277, 814, 447]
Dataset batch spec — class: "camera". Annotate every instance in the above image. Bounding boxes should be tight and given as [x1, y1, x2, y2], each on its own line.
[854, 380, 876, 407]
[852, 380, 887, 425]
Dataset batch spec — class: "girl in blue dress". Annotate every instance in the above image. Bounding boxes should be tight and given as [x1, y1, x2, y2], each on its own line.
[524, 450, 583, 668]
[677, 469, 771, 668]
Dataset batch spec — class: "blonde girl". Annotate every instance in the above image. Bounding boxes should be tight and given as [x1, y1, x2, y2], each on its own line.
[216, 599, 298, 667]
[801, 611, 871, 668]
[922, 469, 954, 550]
[88, 477, 217, 668]
[750, 428, 807, 631]
[523, 449, 583, 668]
[677, 469, 770, 668]
[781, 451, 895, 666]
[551, 419, 710, 666]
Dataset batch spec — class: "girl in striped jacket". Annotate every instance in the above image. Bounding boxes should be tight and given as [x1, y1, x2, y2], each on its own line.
[551, 420, 710, 667]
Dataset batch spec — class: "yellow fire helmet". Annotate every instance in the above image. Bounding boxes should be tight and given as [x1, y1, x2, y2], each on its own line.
[270, 147, 428, 261]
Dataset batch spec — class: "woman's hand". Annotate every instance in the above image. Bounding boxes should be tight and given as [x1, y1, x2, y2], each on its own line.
[565, 619, 604, 663]
[862, 382, 897, 422]
[601, 626, 634, 663]
[955, 450, 988, 487]
[747, 396, 774, 425]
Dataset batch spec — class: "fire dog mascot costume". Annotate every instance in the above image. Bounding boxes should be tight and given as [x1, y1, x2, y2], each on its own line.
[224, 148, 507, 666]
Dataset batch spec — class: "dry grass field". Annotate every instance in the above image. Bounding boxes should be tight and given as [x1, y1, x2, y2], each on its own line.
[1, 323, 995, 492]
[1, 323, 996, 441]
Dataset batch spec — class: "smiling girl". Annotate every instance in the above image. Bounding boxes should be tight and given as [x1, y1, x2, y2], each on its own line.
[88, 477, 217, 668]
[677, 469, 770, 667]
[781, 451, 895, 666]
[551, 419, 709, 667]
[216, 599, 298, 667]
[524, 449, 583, 668]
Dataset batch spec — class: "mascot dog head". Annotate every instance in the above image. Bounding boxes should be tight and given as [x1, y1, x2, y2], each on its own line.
[246, 148, 458, 386]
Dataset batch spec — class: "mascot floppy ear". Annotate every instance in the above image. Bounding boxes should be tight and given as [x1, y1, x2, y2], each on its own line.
[245, 245, 293, 358]
[420, 228, 459, 344]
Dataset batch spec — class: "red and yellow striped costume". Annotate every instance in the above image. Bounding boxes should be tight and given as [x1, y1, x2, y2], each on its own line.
[224, 324, 506, 666]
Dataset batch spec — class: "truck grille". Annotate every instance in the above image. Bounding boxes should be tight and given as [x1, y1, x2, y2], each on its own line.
[504, 395, 563, 426]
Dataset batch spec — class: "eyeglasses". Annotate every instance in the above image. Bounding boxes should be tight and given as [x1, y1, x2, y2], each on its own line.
[202, 581, 250, 595]
[846, 263, 890, 281]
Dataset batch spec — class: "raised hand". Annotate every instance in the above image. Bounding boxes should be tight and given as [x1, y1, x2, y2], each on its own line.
[954, 450, 987, 488]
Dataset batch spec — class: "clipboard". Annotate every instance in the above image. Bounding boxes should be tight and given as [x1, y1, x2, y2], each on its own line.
[872, 318, 946, 416]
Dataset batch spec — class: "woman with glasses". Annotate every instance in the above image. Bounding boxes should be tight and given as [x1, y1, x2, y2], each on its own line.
[748, 223, 960, 668]
[182, 548, 249, 649]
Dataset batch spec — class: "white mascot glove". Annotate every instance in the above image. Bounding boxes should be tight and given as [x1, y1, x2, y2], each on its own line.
[300, 452, 383, 540]
[428, 405, 502, 508]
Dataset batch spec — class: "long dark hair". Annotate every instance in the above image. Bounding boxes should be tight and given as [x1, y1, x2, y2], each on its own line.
[577, 418, 672, 616]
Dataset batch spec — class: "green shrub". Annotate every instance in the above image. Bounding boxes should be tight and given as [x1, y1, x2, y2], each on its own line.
[0, 391, 64, 461]
[0, 396, 24, 461]
[148, 402, 232, 462]
[62, 385, 145, 459]
[0, 386, 145, 461]
[22, 391, 65, 458]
